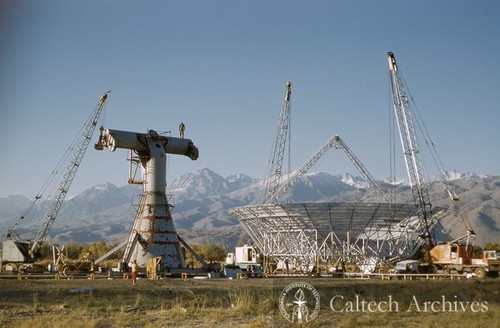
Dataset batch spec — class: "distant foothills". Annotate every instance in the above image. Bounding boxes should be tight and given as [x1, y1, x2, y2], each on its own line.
[0, 168, 498, 250]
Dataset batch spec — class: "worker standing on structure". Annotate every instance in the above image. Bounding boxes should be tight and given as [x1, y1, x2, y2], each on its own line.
[131, 260, 138, 286]
[179, 122, 185, 138]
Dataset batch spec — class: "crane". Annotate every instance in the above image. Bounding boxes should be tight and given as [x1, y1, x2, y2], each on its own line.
[1, 92, 110, 271]
[265, 81, 292, 203]
[387, 51, 436, 250]
[268, 135, 390, 204]
[388, 54, 475, 248]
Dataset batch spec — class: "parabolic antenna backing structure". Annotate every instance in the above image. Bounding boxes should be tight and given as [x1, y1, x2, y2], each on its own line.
[229, 203, 447, 273]
[228, 76, 450, 274]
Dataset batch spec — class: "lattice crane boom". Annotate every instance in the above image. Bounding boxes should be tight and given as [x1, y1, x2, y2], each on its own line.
[28, 92, 110, 257]
[269, 135, 390, 204]
[269, 134, 335, 202]
[265, 81, 292, 203]
[333, 136, 390, 204]
[387, 52, 435, 247]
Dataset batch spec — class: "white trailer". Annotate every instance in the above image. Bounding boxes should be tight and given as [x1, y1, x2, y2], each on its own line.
[225, 244, 263, 277]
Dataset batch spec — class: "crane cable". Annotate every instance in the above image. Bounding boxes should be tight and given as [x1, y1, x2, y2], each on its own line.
[398, 69, 471, 239]
[7, 98, 107, 239]
[387, 71, 399, 206]
[8, 119, 81, 234]
[285, 100, 292, 203]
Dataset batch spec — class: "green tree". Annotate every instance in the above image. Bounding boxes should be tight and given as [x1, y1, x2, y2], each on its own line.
[187, 244, 227, 265]
[88, 240, 109, 258]
[202, 244, 227, 263]
[39, 243, 54, 260]
[473, 244, 483, 258]
[483, 242, 500, 251]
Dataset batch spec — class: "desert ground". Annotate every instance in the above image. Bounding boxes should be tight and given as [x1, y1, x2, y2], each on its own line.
[0, 275, 498, 327]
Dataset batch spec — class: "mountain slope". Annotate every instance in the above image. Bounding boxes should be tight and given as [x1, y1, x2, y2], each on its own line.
[0, 170, 498, 251]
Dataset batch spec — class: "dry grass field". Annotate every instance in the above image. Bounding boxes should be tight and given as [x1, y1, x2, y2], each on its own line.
[0, 275, 498, 327]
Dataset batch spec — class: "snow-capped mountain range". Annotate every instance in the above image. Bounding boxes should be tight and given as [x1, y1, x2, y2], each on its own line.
[0, 168, 498, 250]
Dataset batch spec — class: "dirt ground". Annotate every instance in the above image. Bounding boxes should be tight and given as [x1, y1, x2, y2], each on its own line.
[0, 275, 498, 327]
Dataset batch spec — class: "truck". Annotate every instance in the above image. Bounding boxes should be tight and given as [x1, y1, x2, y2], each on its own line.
[428, 243, 499, 279]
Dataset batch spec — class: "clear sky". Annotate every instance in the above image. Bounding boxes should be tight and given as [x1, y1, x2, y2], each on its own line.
[1, 0, 499, 197]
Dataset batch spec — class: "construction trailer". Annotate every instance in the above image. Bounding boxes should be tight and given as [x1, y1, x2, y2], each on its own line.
[225, 244, 264, 278]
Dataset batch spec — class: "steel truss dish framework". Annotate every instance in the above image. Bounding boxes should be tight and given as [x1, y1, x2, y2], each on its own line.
[229, 203, 447, 273]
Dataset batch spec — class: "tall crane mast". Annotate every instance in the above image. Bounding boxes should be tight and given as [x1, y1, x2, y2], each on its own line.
[265, 81, 292, 203]
[387, 52, 435, 248]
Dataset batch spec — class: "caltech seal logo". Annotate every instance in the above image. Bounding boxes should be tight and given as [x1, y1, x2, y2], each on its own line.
[279, 282, 320, 323]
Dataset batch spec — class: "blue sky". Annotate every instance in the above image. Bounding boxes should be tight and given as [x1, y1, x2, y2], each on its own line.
[1, 0, 499, 197]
